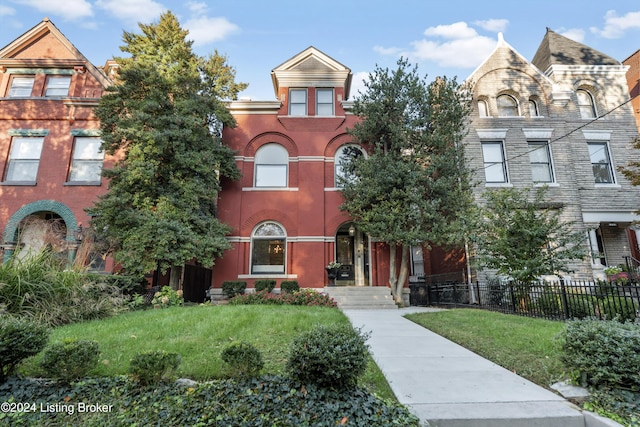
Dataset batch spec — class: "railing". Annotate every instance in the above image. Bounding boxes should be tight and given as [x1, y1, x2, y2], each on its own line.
[410, 279, 640, 322]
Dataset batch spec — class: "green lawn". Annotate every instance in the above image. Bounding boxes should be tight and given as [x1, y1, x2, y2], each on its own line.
[20, 304, 395, 399]
[405, 308, 566, 388]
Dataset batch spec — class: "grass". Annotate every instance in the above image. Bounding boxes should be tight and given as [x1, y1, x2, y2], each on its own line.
[19, 304, 396, 400]
[405, 308, 566, 388]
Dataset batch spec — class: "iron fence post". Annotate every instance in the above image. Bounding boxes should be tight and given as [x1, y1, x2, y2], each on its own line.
[559, 278, 569, 320]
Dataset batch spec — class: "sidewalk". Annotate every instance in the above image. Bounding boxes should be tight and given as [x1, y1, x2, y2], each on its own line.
[343, 307, 586, 427]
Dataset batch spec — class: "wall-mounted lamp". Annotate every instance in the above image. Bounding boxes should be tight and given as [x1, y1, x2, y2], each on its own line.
[348, 224, 355, 236]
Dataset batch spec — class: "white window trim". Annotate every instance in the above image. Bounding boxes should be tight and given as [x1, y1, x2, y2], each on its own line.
[288, 88, 307, 116]
[316, 88, 334, 117]
[481, 141, 510, 185]
[250, 222, 287, 275]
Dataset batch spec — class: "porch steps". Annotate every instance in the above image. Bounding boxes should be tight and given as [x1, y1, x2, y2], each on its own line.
[324, 286, 397, 310]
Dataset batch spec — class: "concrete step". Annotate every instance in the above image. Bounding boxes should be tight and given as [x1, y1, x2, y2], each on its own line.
[324, 286, 397, 309]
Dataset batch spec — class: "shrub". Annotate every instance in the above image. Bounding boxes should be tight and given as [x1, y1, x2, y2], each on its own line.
[254, 279, 276, 293]
[287, 324, 370, 389]
[151, 286, 183, 308]
[39, 338, 100, 383]
[129, 350, 181, 385]
[229, 289, 337, 308]
[598, 297, 638, 323]
[565, 294, 595, 319]
[0, 316, 49, 383]
[280, 280, 300, 294]
[560, 318, 640, 389]
[220, 341, 264, 378]
[222, 281, 246, 299]
[535, 292, 562, 316]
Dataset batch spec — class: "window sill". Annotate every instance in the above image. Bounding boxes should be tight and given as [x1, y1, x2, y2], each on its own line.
[64, 181, 102, 186]
[484, 182, 513, 187]
[238, 274, 298, 279]
[1, 181, 36, 186]
[242, 187, 298, 191]
[593, 183, 621, 188]
[534, 182, 559, 187]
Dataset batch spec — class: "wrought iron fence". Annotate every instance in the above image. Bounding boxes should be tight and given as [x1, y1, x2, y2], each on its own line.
[410, 279, 640, 322]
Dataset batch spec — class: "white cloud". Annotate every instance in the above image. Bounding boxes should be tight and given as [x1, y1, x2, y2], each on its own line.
[474, 19, 508, 33]
[95, 0, 165, 26]
[375, 22, 497, 69]
[424, 21, 478, 39]
[186, 1, 208, 15]
[591, 9, 640, 39]
[11, 0, 92, 20]
[185, 16, 239, 46]
[558, 28, 585, 43]
[0, 5, 16, 16]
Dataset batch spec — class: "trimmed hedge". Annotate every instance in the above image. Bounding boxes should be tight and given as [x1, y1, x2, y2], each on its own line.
[281, 280, 300, 294]
[229, 289, 337, 308]
[254, 279, 276, 293]
[221, 281, 247, 299]
[0, 316, 50, 383]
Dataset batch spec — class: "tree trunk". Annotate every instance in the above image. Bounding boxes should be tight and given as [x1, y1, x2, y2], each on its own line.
[169, 265, 183, 290]
[394, 245, 410, 306]
[388, 244, 398, 299]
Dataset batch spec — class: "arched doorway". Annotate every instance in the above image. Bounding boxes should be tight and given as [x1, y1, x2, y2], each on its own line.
[335, 223, 369, 286]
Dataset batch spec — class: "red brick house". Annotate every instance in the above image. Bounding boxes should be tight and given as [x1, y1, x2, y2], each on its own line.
[215, 47, 465, 293]
[0, 18, 117, 269]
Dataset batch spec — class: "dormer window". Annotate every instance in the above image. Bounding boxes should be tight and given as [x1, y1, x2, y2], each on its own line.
[497, 94, 519, 117]
[289, 89, 307, 116]
[316, 88, 334, 116]
[577, 89, 597, 119]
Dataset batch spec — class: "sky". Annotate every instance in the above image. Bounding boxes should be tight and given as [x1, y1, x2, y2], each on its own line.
[1, 0, 640, 101]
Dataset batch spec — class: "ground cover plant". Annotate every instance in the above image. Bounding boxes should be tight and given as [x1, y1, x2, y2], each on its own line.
[3, 305, 407, 425]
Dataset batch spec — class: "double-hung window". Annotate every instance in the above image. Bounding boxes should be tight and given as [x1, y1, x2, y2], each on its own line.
[8, 76, 35, 97]
[254, 143, 288, 187]
[5, 137, 45, 182]
[289, 89, 307, 116]
[68, 137, 104, 183]
[481, 142, 508, 183]
[316, 88, 334, 116]
[588, 142, 615, 184]
[577, 89, 597, 119]
[528, 141, 554, 183]
[45, 76, 71, 97]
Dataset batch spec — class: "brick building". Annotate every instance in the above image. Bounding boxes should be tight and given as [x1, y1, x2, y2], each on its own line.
[623, 49, 640, 133]
[0, 18, 117, 269]
[467, 29, 640, 280]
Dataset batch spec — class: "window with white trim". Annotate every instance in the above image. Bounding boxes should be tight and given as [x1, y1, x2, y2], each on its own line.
[8, 76, 35, 97]
[497, 94, 519, 117]
[45, 76, 71, 97]
[477, 100, 489, 117]
[289, 89, 307, 116]
[5, 137, 45, 182]
[251, 222, 286, 274]
[481, 142, 508, 183]
[69, 137, 104, 183]
[577, 89, 597, 119]
[528, 141, 554, 183]
[316, 88, 334, 116]
[254, 143, 288, 187]
[528, 100, 539, 117]
[588, 142, 615, 184]
[335, 145, 364, 187]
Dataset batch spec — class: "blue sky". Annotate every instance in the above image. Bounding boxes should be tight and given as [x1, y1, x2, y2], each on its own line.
[1, 0, 640, 100]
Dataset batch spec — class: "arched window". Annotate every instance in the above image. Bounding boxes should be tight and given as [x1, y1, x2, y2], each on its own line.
[254, 143, 288, 187]
[577, 89, 597, 119]
[251, 222, 286, 274]
[477, 100, 489, 117]
[334, 145, 365, 187]
[497, 94, 519, 117]
[528, 99, 539, 117]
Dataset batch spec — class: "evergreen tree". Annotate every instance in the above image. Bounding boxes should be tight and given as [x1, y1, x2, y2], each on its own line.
[89, 12, 245, 280]
[474, 186, 587, 284]
[340, 59, 474, 304]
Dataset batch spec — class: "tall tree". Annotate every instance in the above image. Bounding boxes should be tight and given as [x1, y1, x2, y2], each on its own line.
[89, 12, 246, 282]
[340, 59, 474, 304]
[474, 186, 587, 284]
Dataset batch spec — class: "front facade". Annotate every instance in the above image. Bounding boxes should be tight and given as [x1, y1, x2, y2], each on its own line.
[215, 47, 463, 290]
[623, 49, 640, 133]
[467, 30, 640, 281]
[0, 19, 116, 269]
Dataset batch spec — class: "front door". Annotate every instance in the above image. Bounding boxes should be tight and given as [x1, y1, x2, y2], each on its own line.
[335, 223, 369, 286]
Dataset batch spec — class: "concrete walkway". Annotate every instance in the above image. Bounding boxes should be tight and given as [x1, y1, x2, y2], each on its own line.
[343, 307, 592, 427]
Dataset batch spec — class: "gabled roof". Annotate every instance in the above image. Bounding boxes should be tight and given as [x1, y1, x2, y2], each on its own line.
[0, 17, 112, 88]
[532, 28, 620, 72]
[271, 46, 352, 98]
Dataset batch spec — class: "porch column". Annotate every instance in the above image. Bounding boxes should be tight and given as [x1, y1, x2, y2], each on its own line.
[585, 224, 603, 267]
